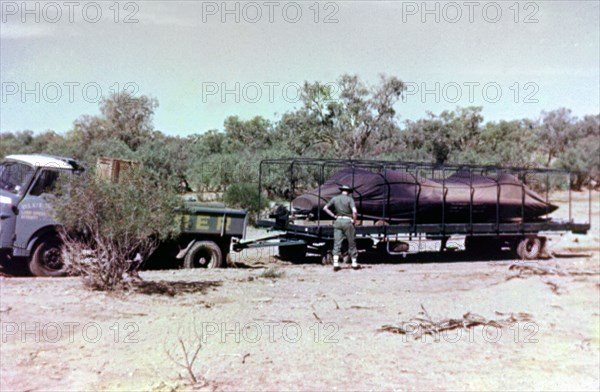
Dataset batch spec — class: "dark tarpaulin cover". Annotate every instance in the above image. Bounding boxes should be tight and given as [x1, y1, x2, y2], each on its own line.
[292, 168, 558, 223]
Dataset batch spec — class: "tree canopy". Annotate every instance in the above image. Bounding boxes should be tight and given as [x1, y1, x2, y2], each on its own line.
[1, 75, 598, 193]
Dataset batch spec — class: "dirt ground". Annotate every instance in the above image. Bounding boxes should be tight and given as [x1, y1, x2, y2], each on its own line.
[1, 191, 599, 391]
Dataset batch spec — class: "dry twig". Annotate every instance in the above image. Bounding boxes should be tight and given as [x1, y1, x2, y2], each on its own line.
[312, 312, 323, 323]
[164, 325, 208, 387]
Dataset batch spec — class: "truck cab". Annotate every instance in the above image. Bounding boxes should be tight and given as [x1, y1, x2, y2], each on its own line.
[1, 154, 249, 276]
[0, 154, 81, 276]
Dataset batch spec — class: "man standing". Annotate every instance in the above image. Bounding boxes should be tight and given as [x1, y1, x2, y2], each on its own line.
[323, 185, 359, 271]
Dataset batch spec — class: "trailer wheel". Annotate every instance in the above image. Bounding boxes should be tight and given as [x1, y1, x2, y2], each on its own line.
[278, 244, 307, 262]
[377, 241, 409, 254]
[184, 241, 223, 269]
[29, 237, 66, 277]
[515, 237, 542, 260]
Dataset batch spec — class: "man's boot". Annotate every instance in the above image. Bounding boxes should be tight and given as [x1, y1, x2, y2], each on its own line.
[351, 258, 360, 270]
[333, 255, 341, 271]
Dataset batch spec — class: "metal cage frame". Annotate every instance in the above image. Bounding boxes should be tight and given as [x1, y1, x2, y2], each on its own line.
[256, 158, 592, 239]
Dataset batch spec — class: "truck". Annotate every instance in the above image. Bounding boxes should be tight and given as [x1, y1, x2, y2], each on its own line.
[0, 154, 248, 276]
[232, 158, 592, 262]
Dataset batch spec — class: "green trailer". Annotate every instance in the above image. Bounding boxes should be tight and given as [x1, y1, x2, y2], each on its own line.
[172, 202, 248, 269]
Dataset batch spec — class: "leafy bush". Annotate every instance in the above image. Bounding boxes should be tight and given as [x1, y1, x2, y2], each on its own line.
[555, 136, 600, 190]
[223, 182, 263, 216]
[53, 168, 182, 290]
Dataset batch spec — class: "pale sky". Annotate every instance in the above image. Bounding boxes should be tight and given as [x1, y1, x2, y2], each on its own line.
[1, 0, 599, 135]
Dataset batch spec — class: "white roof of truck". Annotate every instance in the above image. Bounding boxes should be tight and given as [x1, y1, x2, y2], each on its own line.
[5, 154, 75, 170]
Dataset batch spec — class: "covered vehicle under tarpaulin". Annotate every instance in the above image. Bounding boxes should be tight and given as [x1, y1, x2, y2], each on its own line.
[292, 168, 558, 223]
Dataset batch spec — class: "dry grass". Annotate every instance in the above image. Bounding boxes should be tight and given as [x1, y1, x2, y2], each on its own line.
[257, 267, 285, 280]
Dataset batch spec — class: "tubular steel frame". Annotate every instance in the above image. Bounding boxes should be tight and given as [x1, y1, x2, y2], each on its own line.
[255, 159, 591, 242]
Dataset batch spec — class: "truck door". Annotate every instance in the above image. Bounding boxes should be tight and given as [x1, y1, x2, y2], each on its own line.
[0, 161, 35, 253]
[13, 169, 63, 255]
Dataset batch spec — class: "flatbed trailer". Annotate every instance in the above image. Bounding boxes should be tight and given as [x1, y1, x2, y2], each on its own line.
[233, 158, 592, 262]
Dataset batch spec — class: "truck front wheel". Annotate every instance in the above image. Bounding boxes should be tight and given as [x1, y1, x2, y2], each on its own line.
[29, 237, 66, 277]
[184, 241, 223, 269]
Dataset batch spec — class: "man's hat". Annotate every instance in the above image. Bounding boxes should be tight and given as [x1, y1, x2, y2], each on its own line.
[339, 185, 353, 192]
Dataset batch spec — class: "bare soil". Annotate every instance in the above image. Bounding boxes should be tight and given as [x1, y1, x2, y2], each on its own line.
[1, 191, 598, 391]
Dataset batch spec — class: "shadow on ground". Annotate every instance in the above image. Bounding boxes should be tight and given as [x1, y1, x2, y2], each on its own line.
[0, 257, 31, 277]
[131, 280, 222, 296]
[293, 250, 536, 266]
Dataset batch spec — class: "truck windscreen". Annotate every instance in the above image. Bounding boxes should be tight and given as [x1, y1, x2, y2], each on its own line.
[0, 161, 35, 195]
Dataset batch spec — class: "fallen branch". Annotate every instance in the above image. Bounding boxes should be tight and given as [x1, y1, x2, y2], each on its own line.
[507, 264, 599, 280]
[543, 280, 564, 295]
[507, 264, 561, 278]
[378, 305, 533, 339]
[552, 251, 592, 259]
[349, 305, 378, 310]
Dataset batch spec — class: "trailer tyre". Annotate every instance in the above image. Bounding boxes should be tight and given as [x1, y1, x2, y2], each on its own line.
[515, 237, 542, 260]
[184, 241, 223, 269]
[29, 237, 66, 277]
